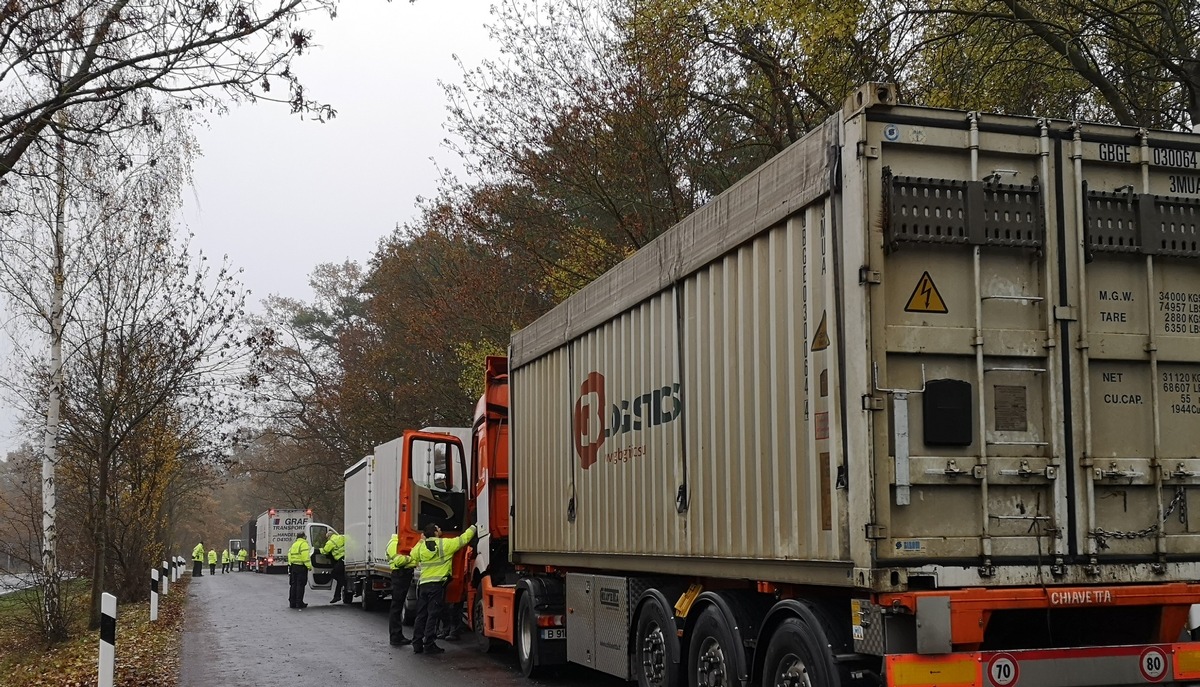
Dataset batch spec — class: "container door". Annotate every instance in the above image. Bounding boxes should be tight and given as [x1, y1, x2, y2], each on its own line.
[1071, 130, 1200, 565]
[869, 115, 1067, 567]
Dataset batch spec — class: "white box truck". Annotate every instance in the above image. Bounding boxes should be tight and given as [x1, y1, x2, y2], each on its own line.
[319, 429, 471, 611]
[252, 508, 312, 574]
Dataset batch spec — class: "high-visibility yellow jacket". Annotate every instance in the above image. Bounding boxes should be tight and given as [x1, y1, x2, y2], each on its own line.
[320, 533, 346, 561]
[237, 549, 248, 561]
[408, 526, 476, 585]
[386, 534, 416, 571]
[192, 543, 205, 562]
[287, 537, 312, 569]
[221, 550, 230, 564]
[207, 550, 217, 564]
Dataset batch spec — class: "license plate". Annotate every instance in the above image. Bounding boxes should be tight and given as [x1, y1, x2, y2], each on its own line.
[540, 628, 565, 640]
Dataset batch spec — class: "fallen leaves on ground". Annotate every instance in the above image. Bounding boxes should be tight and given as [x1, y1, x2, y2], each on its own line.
[0, 577, 189, 687]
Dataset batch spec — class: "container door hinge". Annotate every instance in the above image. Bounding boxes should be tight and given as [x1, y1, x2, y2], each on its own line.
[865, 524, 887, 540]
[857, 141, 880, 159]
[859, 266, 882, 284]
[862, 395, 884, 411]
[1054, 305, 1078, 321]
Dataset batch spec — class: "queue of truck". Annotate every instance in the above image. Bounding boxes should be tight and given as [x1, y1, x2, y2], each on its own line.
[304, 84, 1200, 687]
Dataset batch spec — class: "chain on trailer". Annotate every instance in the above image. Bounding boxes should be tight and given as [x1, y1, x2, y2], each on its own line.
[1092, 486, 1187, 549]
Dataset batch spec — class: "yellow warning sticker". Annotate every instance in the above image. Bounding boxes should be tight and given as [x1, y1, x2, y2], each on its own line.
[811, 311, 830, 351]
[904, 271, 948, 314]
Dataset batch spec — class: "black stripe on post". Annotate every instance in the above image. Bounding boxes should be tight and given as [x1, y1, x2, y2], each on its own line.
[151, 577, 159, 593]
[100, 614, 116, 645]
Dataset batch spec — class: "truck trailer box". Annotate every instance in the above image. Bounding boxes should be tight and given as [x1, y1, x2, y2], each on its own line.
[241, 519, 256, 564]
[509, 83, 1200, 592]
[254, 508, 312, 572]
[344, 444, 399, 577]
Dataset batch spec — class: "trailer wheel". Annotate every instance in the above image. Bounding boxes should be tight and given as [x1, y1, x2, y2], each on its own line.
[362, 580, 381, 612]
[688, 607, 740, 687]
[760, 617, 835, 687]
[473, 594, 500, 653]
[516, 592, 545, 678]
[635, 600, 678, 687]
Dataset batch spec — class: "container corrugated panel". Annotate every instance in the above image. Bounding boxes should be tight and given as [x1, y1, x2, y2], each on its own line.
[511, 84, 1200, 591]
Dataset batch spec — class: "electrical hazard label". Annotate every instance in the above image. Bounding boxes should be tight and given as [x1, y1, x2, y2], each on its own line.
[811, 311, 830, 351]
[904, 271, 948, 313]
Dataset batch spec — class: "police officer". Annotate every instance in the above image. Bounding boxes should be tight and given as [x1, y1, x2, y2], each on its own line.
[192, 541, 205, 577]
[237, 547, 248, 572]
[408, 522, 476, 655]
[221, 548, 231, 574]
[287, 532, 312, 609]
[386, 533, 416, 646]
[320, 531, 347, 603]
[207, 547, 217, 576]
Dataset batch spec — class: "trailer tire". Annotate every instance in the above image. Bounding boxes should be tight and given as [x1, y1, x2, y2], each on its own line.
[473, 594, 500, 653]
[688, 606, 741, 687]
[516, 591, 545, 678]
[635, 599, 678, 687]
[759, 616, 836, 687]
[362, 579, 381, 612]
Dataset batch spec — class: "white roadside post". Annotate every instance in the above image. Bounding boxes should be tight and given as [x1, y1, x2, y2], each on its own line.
[160, 560, 169, 597]
[150, 569, 159, 622]
[98, 592, 116, 687]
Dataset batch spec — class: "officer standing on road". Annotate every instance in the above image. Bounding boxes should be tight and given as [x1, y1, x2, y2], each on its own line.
[221, 548, 230, 574]
[408, 523, 476, 655]
[320, 531, 347, 603]
[237, 547, 248, 572]
[386, 533, 417, 646]
[189, 542, 204, 574]
[287, 532, 313, 609]
[207, 547, 217, 576]
[192, 541, 205, 577]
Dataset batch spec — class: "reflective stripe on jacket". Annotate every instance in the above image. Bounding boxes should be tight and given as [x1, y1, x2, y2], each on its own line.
[192, 543, 205, 562]
[408, 525, 476, 585]
[288, 537, 312, 568]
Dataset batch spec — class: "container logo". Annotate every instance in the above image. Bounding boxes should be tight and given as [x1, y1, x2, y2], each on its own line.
[573, 371, 683, 470]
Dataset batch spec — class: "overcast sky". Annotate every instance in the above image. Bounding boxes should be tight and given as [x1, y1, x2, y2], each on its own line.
[184, 0, 496, 305]
[1, 1, 499, 457]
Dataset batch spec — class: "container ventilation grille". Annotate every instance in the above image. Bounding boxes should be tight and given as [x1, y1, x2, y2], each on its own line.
[884, 170, 1045, 252]
[1085, 186, 1200, 259]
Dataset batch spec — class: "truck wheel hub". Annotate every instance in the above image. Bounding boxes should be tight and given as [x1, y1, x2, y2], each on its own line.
[772, 654, 811, 687]
[640, 623, 667, 685]
[696, 638, 729, 686]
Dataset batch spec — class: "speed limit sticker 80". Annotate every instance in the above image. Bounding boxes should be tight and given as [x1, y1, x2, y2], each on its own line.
[989, 654, 1019, 687]
[1140, 647, 1169, 683]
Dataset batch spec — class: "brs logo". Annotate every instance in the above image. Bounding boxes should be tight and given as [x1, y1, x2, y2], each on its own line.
[572, 371, 682, 470]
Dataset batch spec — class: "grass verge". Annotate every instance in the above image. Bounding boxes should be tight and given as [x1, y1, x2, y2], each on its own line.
[0, 576, 188, 687]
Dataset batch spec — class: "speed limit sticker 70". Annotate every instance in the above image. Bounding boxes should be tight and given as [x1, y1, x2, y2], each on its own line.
[1140, 647, 1168, 682]
[989, 654, 1019, 687]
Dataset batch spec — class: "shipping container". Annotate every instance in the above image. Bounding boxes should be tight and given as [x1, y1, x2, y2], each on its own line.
[463, 84, 1200, 686]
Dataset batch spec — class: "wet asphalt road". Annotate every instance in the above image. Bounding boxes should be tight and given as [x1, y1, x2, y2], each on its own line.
[179, 569, 626, 687]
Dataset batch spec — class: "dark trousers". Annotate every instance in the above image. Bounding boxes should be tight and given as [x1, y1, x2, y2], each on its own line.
[289, 564, 308, 607]
[331, 559, 346, 599]
[389, 568, 414, 644]
[193, 560, 202, 576]
[412, 582, 446, 647]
